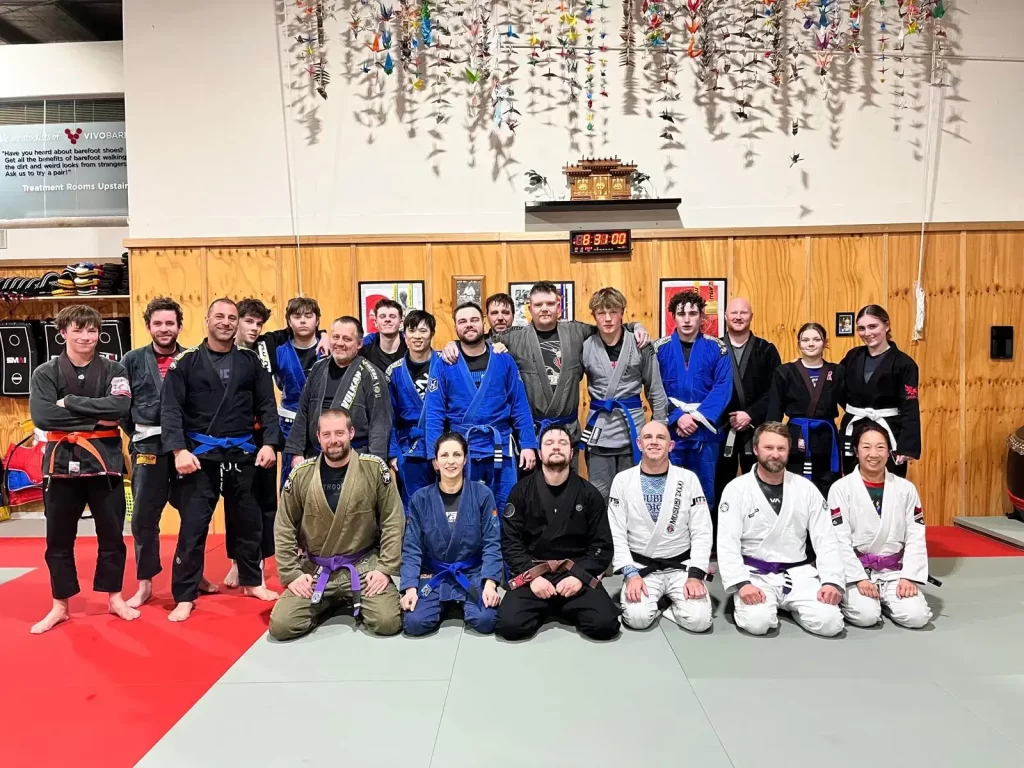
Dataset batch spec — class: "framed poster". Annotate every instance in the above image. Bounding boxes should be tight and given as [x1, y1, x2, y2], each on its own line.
[508, 281, 575, 327]
[835, 312, 855, 337]
[452, 276, 485, 309]
[358, 281, 425, 333]
[659, 278, 727, 338]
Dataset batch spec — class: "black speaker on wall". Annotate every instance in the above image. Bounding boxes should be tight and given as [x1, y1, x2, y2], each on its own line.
[991, 326, 1014, 360]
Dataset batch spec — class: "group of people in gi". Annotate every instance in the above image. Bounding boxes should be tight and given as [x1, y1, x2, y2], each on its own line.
[28, 280, 933, 640]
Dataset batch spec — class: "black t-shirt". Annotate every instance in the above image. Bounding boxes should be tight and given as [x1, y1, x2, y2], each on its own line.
[678, 337, 695, 366]
[321, 461, 349, 511]
[864, 347, 890, 382]
[756, 474, 784, 515]
[360, 335, 407, 373]
[604, 336, 624, 366]
[406, 356, 432, 397]
[440, 487, 462, 526]
[463, 345, 490, 386]
[209, 348, 232, 384]
[294, 344, 319, 374]
[537, 327, 562, 392]
[325, 359, 350, 405]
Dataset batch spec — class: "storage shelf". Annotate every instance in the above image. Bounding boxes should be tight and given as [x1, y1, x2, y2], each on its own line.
[1, 294, 130, 302]
[525, 197, 682, 213]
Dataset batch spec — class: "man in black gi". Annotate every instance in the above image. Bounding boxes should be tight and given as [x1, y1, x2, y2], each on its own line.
[161, 298, 280, 622]
[29, 305, 137, 634]
[285, 315, 393, 466]
[495, 424, 620, 641]
[713, 297, 781, 533]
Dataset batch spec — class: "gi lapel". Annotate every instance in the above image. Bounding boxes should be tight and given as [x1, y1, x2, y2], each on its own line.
[199, 342, 238, 434]
[443, 486, 473, 562]
[726, 339, 750, 409]
[145, 344, 164, 392]
[456, 350, 495, 425]
[751, 473, 790, 558]
[523, 325, 554, 412]
[857, 469, 890, 554]
[319, 455, 362, 551]
[641, 468, 683, 557]
[57, 352, 104, 397]
[797, 363, 827, 418]
[280, 340, 309, 389]
[601, 332, 632, 399]
[329, 360, 365, 411]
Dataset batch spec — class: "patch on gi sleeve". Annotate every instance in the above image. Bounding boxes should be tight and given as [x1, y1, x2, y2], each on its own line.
[719, 502, 729, 514]
[110, 376, 131, 396]
[693, 495, 706, 506]
[904, 384, 919, 400]
[503, 502, 515, 519]
[913, 506, 924, 525]
[427, 377, 439, 393]
[491, 508, 498, 517]
[609, 496, 621, 507]
[831, 507, 843, 527]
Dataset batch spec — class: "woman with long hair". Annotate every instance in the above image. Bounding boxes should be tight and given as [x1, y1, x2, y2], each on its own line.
[399, 432, 503, 635]
[838, 305, 921, 478]
[766, 322, 845, 497]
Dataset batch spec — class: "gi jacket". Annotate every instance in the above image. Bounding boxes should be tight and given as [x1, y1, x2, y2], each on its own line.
[766, 361, 846, 458]
[839, 344, 921, 459]
[654, 333, 733, 446]
[501, 472, 613, 583]
[387, 353, 442, 460]
[120, 342, 182, 454]
[160, 341, 280, 462]
[284, 356, 393, 461]
[721, 334, 781, 440]
[400, 480, 503, 602]
[30, 353, 132, 478]
[275, 453, 404, 587]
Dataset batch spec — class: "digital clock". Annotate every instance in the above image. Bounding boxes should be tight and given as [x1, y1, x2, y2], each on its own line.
[569, 228, 632, 256]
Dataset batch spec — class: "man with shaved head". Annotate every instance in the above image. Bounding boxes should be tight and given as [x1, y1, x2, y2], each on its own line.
[713, 297, 780, 535]
[607, 421, 713, 633]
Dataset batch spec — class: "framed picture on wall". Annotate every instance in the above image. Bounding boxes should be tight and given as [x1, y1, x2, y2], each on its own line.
[508, 281, 575, 327]
[659, 278, 727, 338]
[358, 281, 425, 333]
[452, 276, 485, 310]
[835, 312, 855, 337]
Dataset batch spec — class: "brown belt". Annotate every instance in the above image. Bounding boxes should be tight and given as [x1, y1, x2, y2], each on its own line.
[508, 559, 601, 591]
[46, 429, 120, 475]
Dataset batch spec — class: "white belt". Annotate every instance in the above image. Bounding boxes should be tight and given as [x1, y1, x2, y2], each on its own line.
[668, 398, 717, 434]
[132, 424, 162, 442]
[844, 406, 899, 452]
[278, 406, 297, 420]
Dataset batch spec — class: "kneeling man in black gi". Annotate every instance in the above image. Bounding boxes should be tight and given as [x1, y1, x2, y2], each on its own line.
[495, 424, 620, 641]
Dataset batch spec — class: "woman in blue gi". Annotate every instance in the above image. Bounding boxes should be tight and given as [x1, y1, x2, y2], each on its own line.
[400, 432, 503, 635]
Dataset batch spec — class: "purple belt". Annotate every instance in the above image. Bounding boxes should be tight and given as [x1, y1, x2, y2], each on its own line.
[308, 547, 373, 615]
[857, 550, 903, 572]
[743, 555, 809, 595]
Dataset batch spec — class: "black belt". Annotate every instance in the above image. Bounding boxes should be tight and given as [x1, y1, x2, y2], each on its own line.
[630, 550, 714, 581]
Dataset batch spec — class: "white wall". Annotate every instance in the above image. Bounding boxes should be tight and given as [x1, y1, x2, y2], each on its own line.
[1, 226, 128, 261]
[122, 0, 1024, 238]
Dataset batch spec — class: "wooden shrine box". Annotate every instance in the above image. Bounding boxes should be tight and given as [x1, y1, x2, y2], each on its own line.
[562, 157, 637, 201]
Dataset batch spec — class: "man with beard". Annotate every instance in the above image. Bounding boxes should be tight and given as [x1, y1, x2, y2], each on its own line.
[495, 425, 619, 641]
[425, 302, 537, 512]
[122, 297, 218, 607]
[484, 292, 515, 338]
[360, 298, 408, 373]
[609, 421, 713, 633]
[270, 408, 403, 639]
[713, 298, 781, 530]
[386, 310, 442, 505]
[286, 316, 393, 465]
[29, 305, 136, 634]
[161, 298, 280, 622]
[654, 290, 732, 512]
[716, 422, 845, 637]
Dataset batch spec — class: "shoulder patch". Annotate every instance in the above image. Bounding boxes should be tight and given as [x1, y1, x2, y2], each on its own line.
[503, 502, 515, 519]
[704, 335, 728, 354]
[283, 456, 317, 493]
[360, 453, 392, 484]
[831, 507, 843, 526]
[169, 345, 198, 370]
[363, 359, 382, 380]
[385, 358, 405, 378]
[652, 335, 673, 351]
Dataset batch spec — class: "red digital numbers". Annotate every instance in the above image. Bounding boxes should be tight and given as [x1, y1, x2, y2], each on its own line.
[571, 230, 630, 255]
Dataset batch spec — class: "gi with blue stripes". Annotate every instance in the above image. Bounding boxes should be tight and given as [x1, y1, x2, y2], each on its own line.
[265, 332, 326, 487]
[386, 352, 442, 506]
[400, 479, 503, 635]
[654, 333, 733, 510]
[424, 343, 538, 512]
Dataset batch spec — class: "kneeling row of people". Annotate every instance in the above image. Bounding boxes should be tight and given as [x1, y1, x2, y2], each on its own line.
[269, 408, 934, 641]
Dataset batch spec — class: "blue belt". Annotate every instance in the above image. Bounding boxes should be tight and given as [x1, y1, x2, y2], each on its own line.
[420, 556, 483, 602]
[535, 414, 575, 435]
[457, 424, 505, 468]
[581, 395, 642, 463]
[788, 418, 840, 479]
[187, 432, 256, 456]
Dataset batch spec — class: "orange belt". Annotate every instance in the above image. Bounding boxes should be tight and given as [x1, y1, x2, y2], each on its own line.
[46, 429, 121, 475]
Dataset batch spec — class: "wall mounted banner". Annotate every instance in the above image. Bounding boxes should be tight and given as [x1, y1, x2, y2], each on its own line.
[0, 121, 128, 220]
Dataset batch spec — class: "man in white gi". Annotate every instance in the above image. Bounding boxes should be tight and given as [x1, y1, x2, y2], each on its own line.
[829, 421, 933, 629]
[609, 421, 712, 632]
[717, 421, 845, 637]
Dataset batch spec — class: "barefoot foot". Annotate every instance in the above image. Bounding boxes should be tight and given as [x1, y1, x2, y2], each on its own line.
[126, 580, 153, 609]
[223, 562, 239, 589]
[109, 594, 141, 622]
[168, 601, 194, 622]
[243, 585, 279, 602]
[30, 601, 70, 634]
[198, 576, 220, 594]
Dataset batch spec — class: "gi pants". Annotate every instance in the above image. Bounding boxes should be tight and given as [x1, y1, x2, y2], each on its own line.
[670, 441, 719, 510]
[171, 459, 263, 603]
[495, 579, 620, 641]
[714, 444, 755, 533]
[226, 464, 278, 561]
[620, 570, 712, 633]
[398, 457, 437, 509]
[470, 456, 518, 513]
[44, 476, 127, 600]
[130, 451, 177, 581]
[842, 576, 932, 629]
[403, 590, 497, 636]
[786, 455, 840, 500]
[585, 448, 635, 501]
[732, 569, 844, 638]
[269, 556, 402, 640]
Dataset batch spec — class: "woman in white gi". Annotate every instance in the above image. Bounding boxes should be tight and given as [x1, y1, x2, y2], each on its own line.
[829, 421, 933, 629]
[609, 421, 713, 633]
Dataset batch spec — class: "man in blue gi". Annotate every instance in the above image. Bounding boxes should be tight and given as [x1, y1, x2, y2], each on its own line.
[425, 302, 538, 512]
[653, 289, 732, 510]
[386, 309, 442, 505]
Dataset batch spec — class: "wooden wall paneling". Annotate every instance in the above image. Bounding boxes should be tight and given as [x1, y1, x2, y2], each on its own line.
[809, 235, 885, 361]
[733, 237, 806, 361]
[886, 233, 962, 525]
[128, 248, 205, 346]
[964, 232, 1024, 517]
[289, 246, 356, 330]
[430, 243, 503, 343]
[206, 247, 282, 332]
